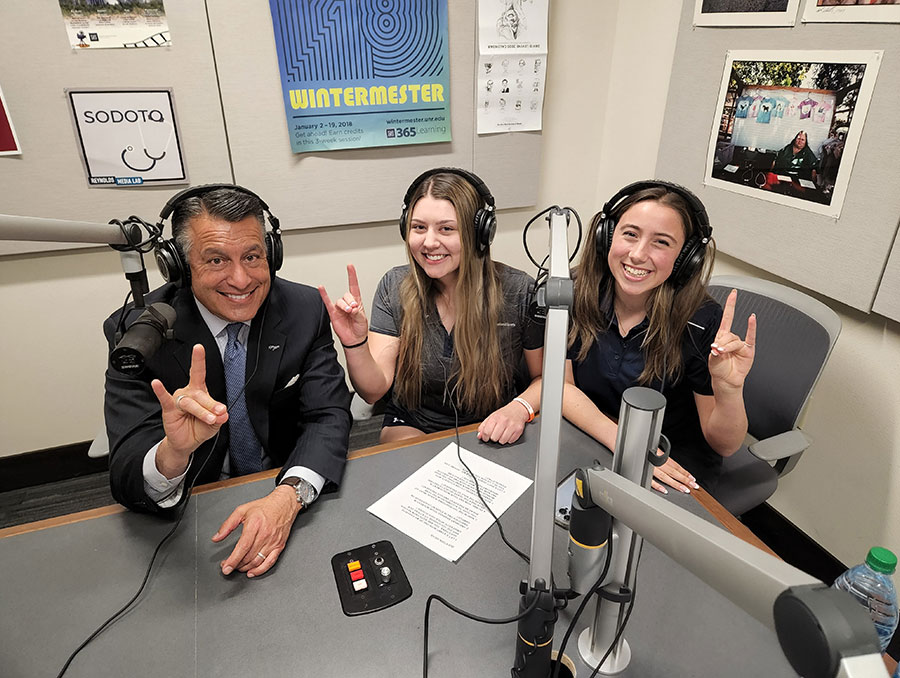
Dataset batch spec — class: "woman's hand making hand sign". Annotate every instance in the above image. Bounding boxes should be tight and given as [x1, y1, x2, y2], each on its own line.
[319, 264, 399, 405]
[708, 289, 756, 389]
[318, 264, 369, 349]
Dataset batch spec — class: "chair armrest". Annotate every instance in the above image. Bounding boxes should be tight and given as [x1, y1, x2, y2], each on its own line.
[748, 429, 811, 462]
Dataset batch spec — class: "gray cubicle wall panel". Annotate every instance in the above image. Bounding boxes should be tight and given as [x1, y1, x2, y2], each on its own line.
[0, 2, 231, 256]
[656, 0, 900, 312]
[873, 223, 900, 322]
[206, 0, 540, 232]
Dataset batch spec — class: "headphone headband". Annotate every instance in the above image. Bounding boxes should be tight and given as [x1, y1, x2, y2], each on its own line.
[159, 183, 273, 223]
[401, 167, 495, 213]
[599, 180, 711, 243]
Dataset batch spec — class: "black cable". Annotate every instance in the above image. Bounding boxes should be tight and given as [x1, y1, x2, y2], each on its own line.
[448, 384, 529, 564]
[114, 289, 134, 340]
[522, 205, 583, 273]
[586, 552, 641, 678]
[550, 520, 615, 678]
[423, 592, 541, 678]
[109, 216, 162, 254]
[57, 299, 270, 677]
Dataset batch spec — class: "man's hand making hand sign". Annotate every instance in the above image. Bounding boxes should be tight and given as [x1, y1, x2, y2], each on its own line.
[150, 344, 229, 479]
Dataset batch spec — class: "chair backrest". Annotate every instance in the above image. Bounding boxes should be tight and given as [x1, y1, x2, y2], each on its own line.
[707, 275, 841, 441]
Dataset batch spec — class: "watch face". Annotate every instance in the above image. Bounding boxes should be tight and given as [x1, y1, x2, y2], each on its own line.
[284, 477, 316, 504]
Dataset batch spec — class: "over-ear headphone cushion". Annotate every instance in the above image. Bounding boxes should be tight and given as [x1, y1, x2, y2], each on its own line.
[154, 238, 188, 288]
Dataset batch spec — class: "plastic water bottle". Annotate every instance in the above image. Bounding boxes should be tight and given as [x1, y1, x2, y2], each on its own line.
[832, 546, 898, 653]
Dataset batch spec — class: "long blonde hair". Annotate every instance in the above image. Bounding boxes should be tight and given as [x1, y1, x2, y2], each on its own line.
[394, 172, 511, 415]
[570, 186, 716, 385]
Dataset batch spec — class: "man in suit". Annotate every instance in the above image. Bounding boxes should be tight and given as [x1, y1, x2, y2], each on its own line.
[103, 185, 351, 578]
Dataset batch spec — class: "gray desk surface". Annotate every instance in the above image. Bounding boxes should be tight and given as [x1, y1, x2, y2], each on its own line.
[0, 422, 797, 677]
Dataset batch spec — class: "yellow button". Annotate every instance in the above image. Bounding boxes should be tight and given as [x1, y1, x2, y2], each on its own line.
[347, 560, 361, 572]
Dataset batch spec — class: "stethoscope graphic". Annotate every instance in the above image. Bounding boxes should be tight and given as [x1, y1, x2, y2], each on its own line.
[121, 145, 166, 172]
[120, 123, 175, 173]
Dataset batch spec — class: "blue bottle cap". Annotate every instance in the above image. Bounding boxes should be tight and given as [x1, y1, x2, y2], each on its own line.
[866, 547, 897, 574]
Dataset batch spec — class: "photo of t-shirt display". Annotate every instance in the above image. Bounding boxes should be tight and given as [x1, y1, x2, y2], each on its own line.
[749, 98, 761, 118]
[773, 96, 789, 119]
[799, 98, 818, 120]
[757, 97, 775, 124]
[814, 101, 832, 124]
[735, 95, 752, 119]
[787, 98, 799, 117]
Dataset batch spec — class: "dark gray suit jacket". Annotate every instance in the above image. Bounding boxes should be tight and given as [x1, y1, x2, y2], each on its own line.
[103, 277, 352, 517]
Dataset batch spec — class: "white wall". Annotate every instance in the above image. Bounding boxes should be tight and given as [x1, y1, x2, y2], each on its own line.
[1, 0, 897, 567]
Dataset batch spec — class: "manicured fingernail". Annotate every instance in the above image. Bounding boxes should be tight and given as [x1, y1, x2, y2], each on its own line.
[710, 349, 719, 356]
[682, 487, 691, 494]
[661, 488, 668, 495]
[692, 482, 700, 489]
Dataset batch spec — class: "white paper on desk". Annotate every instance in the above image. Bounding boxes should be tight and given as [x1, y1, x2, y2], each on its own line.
[367, 443, 532, 562]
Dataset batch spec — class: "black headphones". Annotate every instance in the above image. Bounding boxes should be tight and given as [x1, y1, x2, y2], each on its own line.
[153, 183, 283, 289]
[398, 167, 497, 254]
[595, 180, 712, 289]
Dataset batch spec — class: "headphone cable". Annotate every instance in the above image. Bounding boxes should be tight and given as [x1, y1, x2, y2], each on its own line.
[57, 300, 270, 677]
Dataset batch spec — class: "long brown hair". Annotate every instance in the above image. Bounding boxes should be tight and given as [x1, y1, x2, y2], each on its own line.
[570, 186, 716, 385]
[394, 172, 511, 415]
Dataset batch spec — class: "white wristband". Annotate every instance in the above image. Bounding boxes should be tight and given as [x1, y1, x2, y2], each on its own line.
[513, 397, 535, 423]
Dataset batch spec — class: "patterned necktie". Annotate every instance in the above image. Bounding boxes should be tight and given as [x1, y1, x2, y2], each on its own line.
[224, 323, 262, 475]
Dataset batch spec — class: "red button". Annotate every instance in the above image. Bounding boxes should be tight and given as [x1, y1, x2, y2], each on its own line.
[350, 569, 365, 582]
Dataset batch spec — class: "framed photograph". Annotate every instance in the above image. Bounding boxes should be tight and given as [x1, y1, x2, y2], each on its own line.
[694, 0, 801, 26]
[802, 0, 900, 24]
[705, 50, 882, 218]
[67, 88, 187, 188]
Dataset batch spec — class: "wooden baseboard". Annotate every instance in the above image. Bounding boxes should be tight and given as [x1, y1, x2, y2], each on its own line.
[0, 442, 106, 492]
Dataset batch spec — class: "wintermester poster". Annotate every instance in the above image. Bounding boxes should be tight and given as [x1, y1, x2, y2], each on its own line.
[269, 0, 451, 153]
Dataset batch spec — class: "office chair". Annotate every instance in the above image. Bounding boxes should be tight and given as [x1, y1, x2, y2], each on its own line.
[706, 275, 841, 516]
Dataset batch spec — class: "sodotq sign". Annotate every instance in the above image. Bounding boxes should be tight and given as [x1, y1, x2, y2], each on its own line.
[67, 88, 187, 188]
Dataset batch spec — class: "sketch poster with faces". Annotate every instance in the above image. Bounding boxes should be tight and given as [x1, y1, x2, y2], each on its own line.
[477, 0, 549, 134]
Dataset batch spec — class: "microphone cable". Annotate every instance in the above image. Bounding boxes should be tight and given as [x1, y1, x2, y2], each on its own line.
[56, 300, 270, 677]
[421, 374, 543, 677]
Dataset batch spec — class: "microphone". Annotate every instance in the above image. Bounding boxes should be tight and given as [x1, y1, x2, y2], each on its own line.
[567, 468, 612, 595]
[111, 303, 176, 375]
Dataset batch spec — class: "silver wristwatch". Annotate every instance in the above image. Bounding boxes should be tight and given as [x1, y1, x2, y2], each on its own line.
[279, 476, 317, 508]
